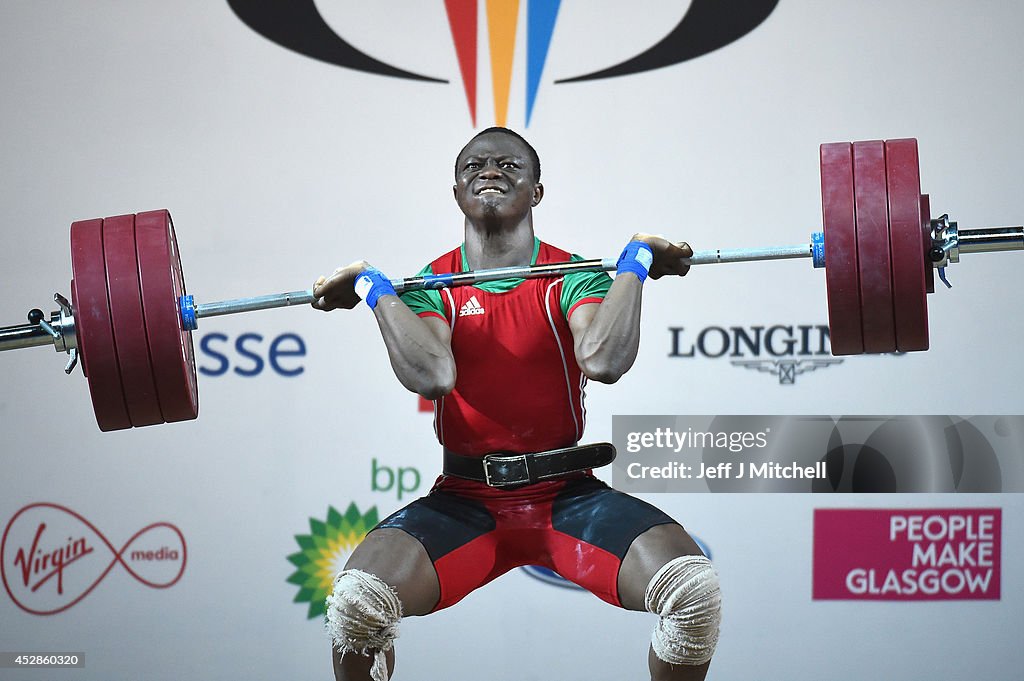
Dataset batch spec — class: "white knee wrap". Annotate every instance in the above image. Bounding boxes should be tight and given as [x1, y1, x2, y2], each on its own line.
[644, 555, 722, 666]
[325, 569, 403, 681]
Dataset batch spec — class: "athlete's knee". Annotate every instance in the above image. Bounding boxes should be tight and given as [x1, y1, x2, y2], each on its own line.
[644, 554, 722, 666]
[325, 569, 403, 681]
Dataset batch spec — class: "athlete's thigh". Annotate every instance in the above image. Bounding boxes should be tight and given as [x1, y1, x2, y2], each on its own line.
[616, 522, 705, 612]
[548, 478, 679, 605]
[344, 527, 440, 616]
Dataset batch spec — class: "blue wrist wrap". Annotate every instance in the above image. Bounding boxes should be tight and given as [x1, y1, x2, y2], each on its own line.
[616, 241, 654, 283]
[354, 267, 397, 310]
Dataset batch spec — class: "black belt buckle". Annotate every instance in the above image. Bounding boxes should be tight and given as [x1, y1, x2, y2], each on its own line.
[482, 453, 531, 487]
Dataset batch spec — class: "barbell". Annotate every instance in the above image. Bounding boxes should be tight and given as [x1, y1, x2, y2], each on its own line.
[1, 138, 1021, 431]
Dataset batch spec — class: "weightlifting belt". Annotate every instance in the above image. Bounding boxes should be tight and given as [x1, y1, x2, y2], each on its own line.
[442, 443, 616, 488]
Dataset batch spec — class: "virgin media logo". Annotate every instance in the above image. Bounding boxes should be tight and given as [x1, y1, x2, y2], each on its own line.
[1, 503, 187, 615]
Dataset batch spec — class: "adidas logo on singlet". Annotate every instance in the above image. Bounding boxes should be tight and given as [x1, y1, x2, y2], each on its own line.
[458, 295, 486, 317]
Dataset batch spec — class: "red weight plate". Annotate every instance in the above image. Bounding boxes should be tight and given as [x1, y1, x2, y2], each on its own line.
[921, 195, 935, 294]
[136, 209, 198, 423]
[70, 218, 132, 431]
[852, 141, 896, 353]
[820, 142, 864, 355]
[103, 214, 164, 427]
[885, 139, 929, 351]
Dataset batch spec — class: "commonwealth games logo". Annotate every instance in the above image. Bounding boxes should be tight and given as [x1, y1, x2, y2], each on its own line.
[286, 503, 379, 619]
[228, 0, 779, 127]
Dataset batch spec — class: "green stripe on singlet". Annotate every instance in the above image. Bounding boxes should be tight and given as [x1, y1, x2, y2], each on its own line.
[399, 237, 612, 318]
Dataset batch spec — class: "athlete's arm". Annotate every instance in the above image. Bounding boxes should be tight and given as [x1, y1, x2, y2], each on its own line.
[312, 261, 456, 398]
[371, 297, 456, 399]
[568, 234, 691, 384]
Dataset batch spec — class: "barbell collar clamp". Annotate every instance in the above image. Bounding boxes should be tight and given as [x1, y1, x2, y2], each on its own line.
[929, 214, 1024, 268]
[180, 295, 197, 331]
[0, 294, 78, 356]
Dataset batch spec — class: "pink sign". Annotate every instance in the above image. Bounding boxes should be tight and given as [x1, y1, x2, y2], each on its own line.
[813, 508, 1001, 600]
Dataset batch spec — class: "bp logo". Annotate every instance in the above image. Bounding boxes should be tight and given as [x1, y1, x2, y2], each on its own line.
[286, 503, 378, 619]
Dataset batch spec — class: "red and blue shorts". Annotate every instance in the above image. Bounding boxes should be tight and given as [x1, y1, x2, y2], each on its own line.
[376, 474, 676, 611]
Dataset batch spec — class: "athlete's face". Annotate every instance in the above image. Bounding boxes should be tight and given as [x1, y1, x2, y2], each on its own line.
[454, 132, 543, 223]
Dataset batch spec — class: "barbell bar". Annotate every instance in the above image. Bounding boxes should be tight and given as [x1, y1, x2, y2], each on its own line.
[179, 240, 820, 328]
[1, 138, 1022, 431]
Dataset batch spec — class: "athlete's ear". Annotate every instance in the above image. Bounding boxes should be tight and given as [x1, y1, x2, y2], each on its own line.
[532, 183, 544, 207]
[453, 184, 458, 201]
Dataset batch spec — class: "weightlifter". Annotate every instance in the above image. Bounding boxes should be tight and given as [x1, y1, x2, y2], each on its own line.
[311, 127, 721, 681]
